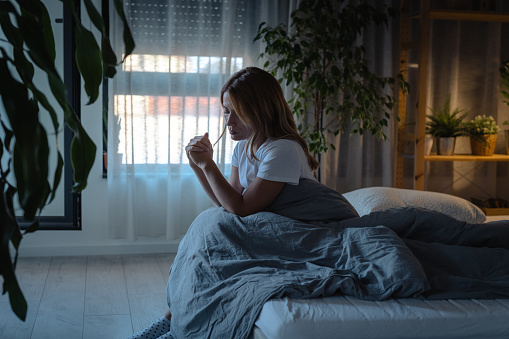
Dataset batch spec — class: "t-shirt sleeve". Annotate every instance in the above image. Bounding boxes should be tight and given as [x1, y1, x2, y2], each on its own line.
[257, 140, 302, 184]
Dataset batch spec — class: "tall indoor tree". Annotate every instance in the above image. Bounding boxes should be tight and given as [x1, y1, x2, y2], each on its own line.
[255, 0, 408, 155]
[0, 0, 134, 321]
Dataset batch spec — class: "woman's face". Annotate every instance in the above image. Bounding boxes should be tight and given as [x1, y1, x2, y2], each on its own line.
[222, 92, 253, 141]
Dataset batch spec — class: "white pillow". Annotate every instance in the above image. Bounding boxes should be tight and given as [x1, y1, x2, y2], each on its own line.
[342, 187, 486, 224]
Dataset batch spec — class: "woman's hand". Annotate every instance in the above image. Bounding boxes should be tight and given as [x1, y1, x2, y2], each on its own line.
[185, 133, 214, 169]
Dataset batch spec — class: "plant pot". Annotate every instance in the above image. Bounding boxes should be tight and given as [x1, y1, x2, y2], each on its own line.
[436, 137, 456, 155]
[506, 130, 509, 155]
[424, 135, 433, 156]
[470, 134, 497, 156]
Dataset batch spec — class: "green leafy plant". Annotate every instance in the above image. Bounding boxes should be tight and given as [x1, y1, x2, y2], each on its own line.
[464, 115, 500, 139]
[0, 0, 134, 321]
[426, 96, 469, 138]
[254, 0, 408, 155]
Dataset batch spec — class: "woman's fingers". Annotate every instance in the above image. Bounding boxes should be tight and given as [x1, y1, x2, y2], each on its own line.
[202, 133, 213, 149]
[187, 134, 212, 151]
[185, 145, 206, 153]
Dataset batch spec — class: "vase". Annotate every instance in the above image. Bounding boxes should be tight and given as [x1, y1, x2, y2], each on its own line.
[424, 135, 433, 156]
[470, 134, 497, 156]
[436, 137, 456, 156]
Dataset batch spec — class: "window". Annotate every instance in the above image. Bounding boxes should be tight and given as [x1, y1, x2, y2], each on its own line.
[114, 94, 235, 164]
[108, 0, 260, 168]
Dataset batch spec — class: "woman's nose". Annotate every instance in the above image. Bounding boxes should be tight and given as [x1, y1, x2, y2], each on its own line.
[226, 114, 235, 126]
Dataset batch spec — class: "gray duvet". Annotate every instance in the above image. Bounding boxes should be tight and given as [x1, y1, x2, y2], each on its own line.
[166, 179, 509, 339]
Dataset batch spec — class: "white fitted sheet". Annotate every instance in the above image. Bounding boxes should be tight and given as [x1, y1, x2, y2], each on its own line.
[254, 296, 509, 339]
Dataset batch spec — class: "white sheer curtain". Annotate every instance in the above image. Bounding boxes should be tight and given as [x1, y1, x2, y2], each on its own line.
[108, 0, 297, 240]
[321, 0, 401, 193]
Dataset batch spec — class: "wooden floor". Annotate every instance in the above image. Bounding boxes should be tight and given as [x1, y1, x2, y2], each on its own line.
[0, 253, 176, 339]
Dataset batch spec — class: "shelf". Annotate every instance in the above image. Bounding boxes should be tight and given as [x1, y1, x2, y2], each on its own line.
[424, 154, 509, 162]
[482, 208, 509, 216]
[396, 1, 509, 190]
[411, 10, 509, 22]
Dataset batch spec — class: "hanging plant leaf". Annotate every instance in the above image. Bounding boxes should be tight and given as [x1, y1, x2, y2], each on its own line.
[0, 0, 134, 321]
[61, 0, 103, 104]
[82, 0, 118, 78]
[74, 23, 103, 104]
[113, 0, 135, 61]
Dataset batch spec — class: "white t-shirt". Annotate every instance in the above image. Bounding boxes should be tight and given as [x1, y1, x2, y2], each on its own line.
[231, 138, 316, 190]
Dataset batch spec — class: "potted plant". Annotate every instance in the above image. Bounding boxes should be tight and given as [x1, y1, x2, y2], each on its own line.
[426, 96, 469, 155]
[425, 126, 434, 156]
[464, 115, 500, 156]
[0, 0, 134, 321]
[254, 0, 408, 158]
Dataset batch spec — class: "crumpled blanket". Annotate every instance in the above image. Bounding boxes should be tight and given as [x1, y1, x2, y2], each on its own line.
[166, 179, 509, 339]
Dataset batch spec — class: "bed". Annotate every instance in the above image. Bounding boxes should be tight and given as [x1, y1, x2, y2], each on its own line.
[252, 187, 509, 339]
[165, 182, 509, 339]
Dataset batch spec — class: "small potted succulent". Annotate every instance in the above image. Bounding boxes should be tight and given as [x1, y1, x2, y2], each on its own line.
[464, 115, 500, 156]
[426, 96, 469, 155]
[424, 126, 433, 156]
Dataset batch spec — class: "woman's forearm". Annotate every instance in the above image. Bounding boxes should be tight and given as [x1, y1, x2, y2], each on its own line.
[201, 160, 246, 215]
[190, 164, 222, 207]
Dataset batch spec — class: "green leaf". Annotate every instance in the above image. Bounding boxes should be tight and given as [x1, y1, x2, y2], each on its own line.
[113, 0, 136, 61]
[18, 0, 56, 61]
[82, 0, 118, 78]
[0, 57, 49, 220]
[23, 220, 40, 234]
[75, 24, 103, 104]
[0, 184, 27, 321]
[70, 125, 97, 192]
[61, 0, 103, 104]
[17, 3, 56, 72]
[49, 153, 64, 203]
[46, 71, 97, 192]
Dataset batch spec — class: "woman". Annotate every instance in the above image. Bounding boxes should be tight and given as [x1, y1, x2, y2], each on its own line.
[129, 66, 320, 339]
[186, 66, 319, 216]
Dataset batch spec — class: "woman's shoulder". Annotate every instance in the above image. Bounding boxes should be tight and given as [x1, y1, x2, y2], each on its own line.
[263, 138, 301, 151]
[258, 138, 303, 159]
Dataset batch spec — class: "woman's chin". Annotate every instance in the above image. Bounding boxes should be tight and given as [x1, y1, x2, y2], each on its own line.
[230, 134, 245, 141]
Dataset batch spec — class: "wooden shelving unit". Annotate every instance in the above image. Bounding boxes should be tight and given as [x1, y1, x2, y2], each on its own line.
[424, 154, 509, 162]
[396, 1, 509, 190]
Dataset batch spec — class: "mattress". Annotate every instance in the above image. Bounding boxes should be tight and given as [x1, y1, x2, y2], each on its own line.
[253, 296, 509, 339]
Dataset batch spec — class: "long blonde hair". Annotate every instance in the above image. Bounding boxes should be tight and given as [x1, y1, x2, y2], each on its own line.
[219, 67, 319, 171]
